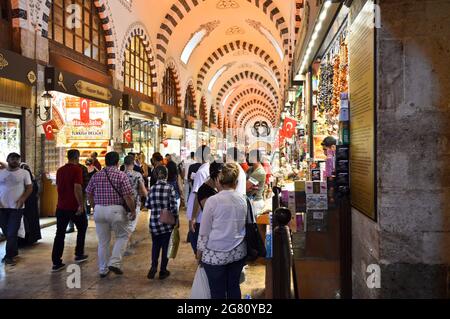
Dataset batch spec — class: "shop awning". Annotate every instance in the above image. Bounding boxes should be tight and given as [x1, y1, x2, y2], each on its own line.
[44, 67, 123, 107]
[122, 92, 162, 119]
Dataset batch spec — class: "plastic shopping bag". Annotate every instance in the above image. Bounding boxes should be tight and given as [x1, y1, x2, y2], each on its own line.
[18, 216, 25, 239]
[167, 225, 180, 259]
[190, 265, 211, 299]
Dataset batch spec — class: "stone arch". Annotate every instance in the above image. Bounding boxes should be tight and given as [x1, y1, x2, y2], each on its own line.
[214, 71, 279, 110]
[242, 112, 274, 129]
[199, 96, 208, 126]
[40, 0, 118, 71]
[226, 87, 277, 119]
[10, 0, 27, 28]
[236, 103, 276, 127]
[156, 0, 289, 65]
[196, 40, 281, 91]
[184, 79, 197, 118]
[163, 58, 183, 116]
[119, 22, 158, 89]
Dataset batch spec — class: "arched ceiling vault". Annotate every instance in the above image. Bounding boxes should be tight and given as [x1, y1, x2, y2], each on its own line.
[130, 0, 298, 129]
[236, 105, 276, 128]
[214, 71, 280, 111]
[196, 40, 282, 92]
[242, 113, 274, 130]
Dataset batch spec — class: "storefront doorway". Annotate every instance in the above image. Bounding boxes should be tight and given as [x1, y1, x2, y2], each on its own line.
[0, 112, 22, 162]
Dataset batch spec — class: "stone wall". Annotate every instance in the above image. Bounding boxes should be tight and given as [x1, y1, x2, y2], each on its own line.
[352, 0, 450, 298]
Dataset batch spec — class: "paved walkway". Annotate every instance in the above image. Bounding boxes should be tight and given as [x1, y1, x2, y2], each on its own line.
[0, 210, 266, 299]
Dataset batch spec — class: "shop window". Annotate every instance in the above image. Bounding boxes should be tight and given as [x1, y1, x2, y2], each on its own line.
[0, 0, 10, 21]
[162, 67, 178, 109]
[184, 87, 195, 118]
[124, 36, 153, 98]
[0, 116, 21, 162]
[48, 0, 107, 64]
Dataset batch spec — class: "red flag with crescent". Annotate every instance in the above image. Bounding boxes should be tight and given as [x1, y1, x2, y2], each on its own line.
[123, 129, 132, 143]
[43, 120, 57, 140]
[280, 117, 297, 139]
[80, 99, 90, 124]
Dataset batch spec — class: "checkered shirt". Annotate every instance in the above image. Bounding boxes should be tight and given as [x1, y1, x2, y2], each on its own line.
[86, 167, 134, 206]
[146, 180, 179, 236]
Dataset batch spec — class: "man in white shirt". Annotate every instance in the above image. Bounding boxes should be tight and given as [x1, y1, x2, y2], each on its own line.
[0, 153, 33, 266]
[186, 146, 210, 246]
[183, 152, 196, 207]
[226, 147, 247, 196]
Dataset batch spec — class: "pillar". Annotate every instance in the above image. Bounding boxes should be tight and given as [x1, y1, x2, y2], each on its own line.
[352, 0, 450, 298]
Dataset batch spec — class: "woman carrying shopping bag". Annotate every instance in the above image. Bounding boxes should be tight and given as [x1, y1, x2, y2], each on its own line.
[196, 163, 247, 299]
[146, 165, 179, 280]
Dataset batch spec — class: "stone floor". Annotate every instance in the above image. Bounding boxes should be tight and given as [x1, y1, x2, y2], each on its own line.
[0, 210, 266, 299]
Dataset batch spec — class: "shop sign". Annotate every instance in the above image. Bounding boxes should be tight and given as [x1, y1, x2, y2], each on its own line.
[169, 116, 183, 127]
[65, 99, 110, 140]
[349, 0, 376, 220]
[123, 129, 132, 143]
[45, 67, 122, 106]
[138, 102, 157, 115]
[0, 49, 37, 86]
[74, 80, 113, 101]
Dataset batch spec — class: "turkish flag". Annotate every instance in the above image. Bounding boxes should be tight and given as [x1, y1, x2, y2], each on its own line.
[280, 117, 297, 139]
[123, 129, 132, 143]
[80, 99, 90, 123]
[43, 120, 57, 140]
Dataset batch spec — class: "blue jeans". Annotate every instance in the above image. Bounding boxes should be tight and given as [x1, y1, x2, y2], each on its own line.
[0, 209, 24, 258]
[203, 258, 246, 299]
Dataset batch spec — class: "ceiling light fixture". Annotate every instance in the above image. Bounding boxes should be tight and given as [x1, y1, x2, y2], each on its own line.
[298, 0, 333, 75]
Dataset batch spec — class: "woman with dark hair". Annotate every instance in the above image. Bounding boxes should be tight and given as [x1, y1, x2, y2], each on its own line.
[149, 152, 164, 187]
[190, 161, 223, 254]
[18, 163, 42, 246]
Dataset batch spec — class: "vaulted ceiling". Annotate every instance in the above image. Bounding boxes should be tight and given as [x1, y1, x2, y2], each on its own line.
[132, 0, 302, 130]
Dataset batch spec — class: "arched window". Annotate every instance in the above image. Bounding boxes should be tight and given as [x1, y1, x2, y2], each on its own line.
[184, 87, 195, 118]
[124, 36, 153, 97]
[48, 0, 106, 64]
[162, 67, 178, 109]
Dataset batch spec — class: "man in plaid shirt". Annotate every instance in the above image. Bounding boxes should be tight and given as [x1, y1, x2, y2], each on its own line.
[86, 152, 136, 278]
[146, 165, 179, 280]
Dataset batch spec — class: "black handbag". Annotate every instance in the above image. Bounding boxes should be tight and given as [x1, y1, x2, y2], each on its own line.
[105, 169, 132, 213]
[245, 198, 266, 262]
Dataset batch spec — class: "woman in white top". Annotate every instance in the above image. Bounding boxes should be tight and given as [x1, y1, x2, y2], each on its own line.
[197, 163, 247, 299]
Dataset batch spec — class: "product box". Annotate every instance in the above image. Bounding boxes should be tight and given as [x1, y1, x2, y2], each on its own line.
[306, 210, 328, 232]
[339, 107, 349, 122]
[311, 169, 321, 181]
[306, 181, 327, 194]
[265, 213, 273, 259]
[295, 191, 307, 212]
[295, 181, 306, 192]
[306, 194, 328, 210]
[306, 182, 314, 194]
[288, 192, 296, 214]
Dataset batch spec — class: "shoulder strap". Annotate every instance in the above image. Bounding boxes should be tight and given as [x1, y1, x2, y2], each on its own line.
[246, 198, 255, 224]
[104, 169, 123, 198]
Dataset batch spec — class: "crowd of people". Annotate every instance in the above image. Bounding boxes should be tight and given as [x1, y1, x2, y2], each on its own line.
[0, 145, 273, 299]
